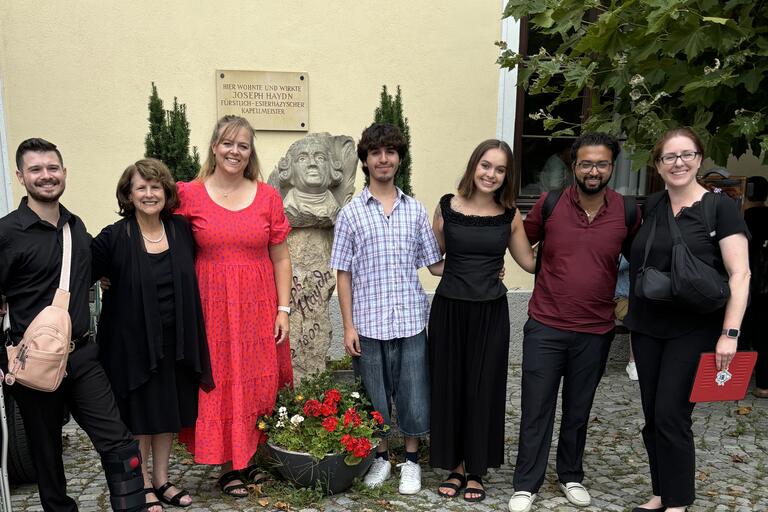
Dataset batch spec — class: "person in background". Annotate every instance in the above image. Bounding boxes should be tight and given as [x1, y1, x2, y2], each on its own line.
[625, 127, 749, 512]
[430, 139, 535, 503]
[175, 115, 293, 498]
[742, 176, 768, 397]
[614, 255, 637, 381]
[330, 122, 443, 495]
[92, 158, 213, 510]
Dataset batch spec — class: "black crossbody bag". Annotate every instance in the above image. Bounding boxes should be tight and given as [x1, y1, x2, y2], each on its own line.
[635, 194, 730, 313]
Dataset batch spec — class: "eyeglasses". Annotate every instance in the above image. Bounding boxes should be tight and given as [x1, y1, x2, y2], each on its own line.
[575, 161, 612, 172]
[659, 151, 700, 165]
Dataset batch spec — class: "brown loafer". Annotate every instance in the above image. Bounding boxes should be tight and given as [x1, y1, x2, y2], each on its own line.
[753, 387, 768, 398]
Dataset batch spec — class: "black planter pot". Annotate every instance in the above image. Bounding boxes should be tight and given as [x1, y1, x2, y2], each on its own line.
[267, 443, 374, 495]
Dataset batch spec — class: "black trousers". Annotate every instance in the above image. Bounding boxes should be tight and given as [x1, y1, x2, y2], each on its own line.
[632, 325, 716, 508]
[10, 342, 134, 512]
[512, 318, 613, 493]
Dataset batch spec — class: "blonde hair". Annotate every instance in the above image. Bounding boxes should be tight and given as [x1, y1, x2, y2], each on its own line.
[197, 115, 262, 181]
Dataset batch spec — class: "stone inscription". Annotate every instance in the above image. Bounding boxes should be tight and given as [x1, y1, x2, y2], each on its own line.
[290, 270, 333, 320]
[216, 70, 309, 131]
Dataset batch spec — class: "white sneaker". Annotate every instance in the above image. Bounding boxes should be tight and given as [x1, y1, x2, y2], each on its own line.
[508, 491, 536, 512]
[626, 361, 638, 381]
[559, 482, 591, 506]
[396, 460, 421, 494]
[363, 457, 391, 487]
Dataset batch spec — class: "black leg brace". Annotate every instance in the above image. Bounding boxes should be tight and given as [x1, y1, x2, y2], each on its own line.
[100, 439, 147, 511]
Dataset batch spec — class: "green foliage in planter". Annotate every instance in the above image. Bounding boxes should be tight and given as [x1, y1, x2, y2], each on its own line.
[498, 0, 768, 168]
[145, 82, 200, 182]
[259, 370, 387, 465]
[327, 354, 353, 371]
[370, 85, 413, 196]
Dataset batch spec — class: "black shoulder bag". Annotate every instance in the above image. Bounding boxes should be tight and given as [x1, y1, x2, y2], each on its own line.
[635, 194, 730, 312]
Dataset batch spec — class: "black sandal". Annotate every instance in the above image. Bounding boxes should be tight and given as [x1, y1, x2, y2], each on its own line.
[241, 464, 269, 485]
[437, 472, 466, 498]
[144, 488, 163, 510]
[463, 474, 486, 502]
[217, 470, 249, 499]
[154, 481, 191, 508]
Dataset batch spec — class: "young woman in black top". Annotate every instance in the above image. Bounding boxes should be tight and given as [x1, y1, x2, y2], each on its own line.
[624, 128, 750, 512]
[429, 140, 534, 502]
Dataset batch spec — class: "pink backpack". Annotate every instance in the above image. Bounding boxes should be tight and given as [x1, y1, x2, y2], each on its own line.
[3, 224, 72, 392]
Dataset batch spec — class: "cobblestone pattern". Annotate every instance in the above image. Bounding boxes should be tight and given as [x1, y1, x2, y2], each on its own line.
[8, 364, 768, 512]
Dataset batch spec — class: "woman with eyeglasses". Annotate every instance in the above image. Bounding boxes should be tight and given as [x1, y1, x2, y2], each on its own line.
[624, 127, 750, 512]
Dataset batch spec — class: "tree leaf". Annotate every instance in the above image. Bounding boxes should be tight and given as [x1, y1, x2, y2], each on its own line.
[702, 16, 729, 25]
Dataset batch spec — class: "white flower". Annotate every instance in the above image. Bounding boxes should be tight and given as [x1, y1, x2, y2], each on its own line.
[629, 89, 642, 101]
[290, 414, 305, 426]
[276, 420, 285, 428]
[350, 392, 360, 399]
[278, 406, 288, 419]
[629, 74, 645, 86]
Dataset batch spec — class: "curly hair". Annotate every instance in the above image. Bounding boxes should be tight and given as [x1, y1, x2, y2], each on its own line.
[356, 123, 407, 177]
[116, 158, 178, 217]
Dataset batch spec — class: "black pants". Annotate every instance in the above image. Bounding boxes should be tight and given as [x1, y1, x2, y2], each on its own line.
[512, 318, 613, 493]
[632, 325, 716, 508]
[742, 294, 768, 388]
[11, 342, 134, 512]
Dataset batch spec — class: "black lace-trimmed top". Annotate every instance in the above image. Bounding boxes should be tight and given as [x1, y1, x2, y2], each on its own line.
[435, 194, 515, 301]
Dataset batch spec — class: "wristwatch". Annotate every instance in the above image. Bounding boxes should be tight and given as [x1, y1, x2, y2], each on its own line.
[721, 328, 740, 339]
[277, 305, 291, 315]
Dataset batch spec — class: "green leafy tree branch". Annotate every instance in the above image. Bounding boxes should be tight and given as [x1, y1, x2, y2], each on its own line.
[498, 0, 768, 168]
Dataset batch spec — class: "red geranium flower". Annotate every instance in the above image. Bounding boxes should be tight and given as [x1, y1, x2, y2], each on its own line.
[343, 407, 362, 428]
[303, 399, 321, 417]
[371, 411, 384, 425]
[320, 402, 337, 417]
[321, 416, 338, 432]
[352, 437, 372, 458]
[324, 388, 341, 404]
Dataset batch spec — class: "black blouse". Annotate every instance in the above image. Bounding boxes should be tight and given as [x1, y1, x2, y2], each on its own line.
[92, 215, 213, 398]
[625, 192, 748, 338]
[435, 194, 514, 301]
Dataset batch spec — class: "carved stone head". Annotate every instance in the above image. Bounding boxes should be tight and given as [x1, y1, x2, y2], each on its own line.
[269, 133, 356, 227]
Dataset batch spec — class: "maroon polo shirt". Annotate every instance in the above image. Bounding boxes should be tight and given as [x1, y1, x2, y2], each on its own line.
[524, 186, 640, 334]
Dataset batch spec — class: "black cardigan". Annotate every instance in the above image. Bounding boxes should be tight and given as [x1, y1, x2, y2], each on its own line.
[92, 215, 214, 398]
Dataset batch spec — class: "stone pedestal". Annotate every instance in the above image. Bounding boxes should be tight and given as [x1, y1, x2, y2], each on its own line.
[287, 228, 336, 382]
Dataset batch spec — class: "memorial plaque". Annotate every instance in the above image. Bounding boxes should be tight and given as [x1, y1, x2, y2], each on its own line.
[216, 70, 309, 131]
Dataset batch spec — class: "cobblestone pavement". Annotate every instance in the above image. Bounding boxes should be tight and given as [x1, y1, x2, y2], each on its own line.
[9, 364, 768, 512]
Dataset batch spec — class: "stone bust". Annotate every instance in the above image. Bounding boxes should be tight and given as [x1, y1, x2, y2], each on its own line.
[269, 133, 356, 227]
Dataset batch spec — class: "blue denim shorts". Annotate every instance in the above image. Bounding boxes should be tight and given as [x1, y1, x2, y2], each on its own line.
[353, 330, 430, 438]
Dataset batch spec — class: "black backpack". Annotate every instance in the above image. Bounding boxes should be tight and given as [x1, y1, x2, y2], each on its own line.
[534, 189, 637, 275]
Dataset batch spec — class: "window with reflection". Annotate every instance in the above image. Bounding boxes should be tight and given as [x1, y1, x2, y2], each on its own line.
[514, 19, 653, 210]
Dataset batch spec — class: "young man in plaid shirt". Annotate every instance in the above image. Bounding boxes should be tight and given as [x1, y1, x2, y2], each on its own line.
[330, 123, 443, 495]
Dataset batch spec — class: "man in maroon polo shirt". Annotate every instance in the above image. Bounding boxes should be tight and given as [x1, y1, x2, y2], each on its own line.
[508, 133, 640, 512]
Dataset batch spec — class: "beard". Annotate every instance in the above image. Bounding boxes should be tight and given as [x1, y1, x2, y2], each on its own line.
[575, 174, 610, 195]
[25, 179, 65, 203]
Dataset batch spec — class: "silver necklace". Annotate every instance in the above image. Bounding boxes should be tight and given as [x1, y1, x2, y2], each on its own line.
[141, 221, 165, 243]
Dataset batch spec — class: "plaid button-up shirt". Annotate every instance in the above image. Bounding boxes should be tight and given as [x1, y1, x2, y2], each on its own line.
[330, 187, 442, 340]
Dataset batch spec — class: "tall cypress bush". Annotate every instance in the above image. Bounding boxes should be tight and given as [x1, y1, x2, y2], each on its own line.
[373, 85, 412, 196]
[145, 83, 200, 182]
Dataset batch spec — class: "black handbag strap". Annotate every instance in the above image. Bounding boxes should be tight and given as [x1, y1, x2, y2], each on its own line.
[666, 200, 685, 244]
[640, 210, 658, 270]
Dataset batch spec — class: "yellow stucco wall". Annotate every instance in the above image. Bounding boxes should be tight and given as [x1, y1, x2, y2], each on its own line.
[2, 0, 537, 291]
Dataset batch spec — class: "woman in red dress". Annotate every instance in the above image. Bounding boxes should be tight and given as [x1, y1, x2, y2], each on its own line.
[176, 115, 293, 498]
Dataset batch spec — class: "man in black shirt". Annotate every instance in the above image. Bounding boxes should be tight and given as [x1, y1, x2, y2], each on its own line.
[0, 138, 146, 512]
